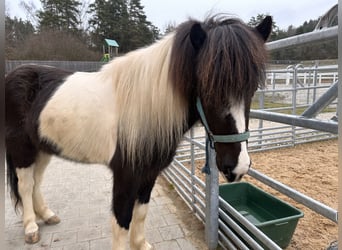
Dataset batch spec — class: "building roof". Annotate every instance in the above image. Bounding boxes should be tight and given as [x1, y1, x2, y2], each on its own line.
[105, 39, 119, 47]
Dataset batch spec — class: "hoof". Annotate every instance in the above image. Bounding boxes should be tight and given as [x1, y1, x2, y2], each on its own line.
[131, 241, 153, 250]
[45, 215, 61, 225]
[25, 230, 40, 244]
[143, 241, 153, 250]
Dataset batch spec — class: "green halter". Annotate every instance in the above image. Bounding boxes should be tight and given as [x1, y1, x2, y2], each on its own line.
[196, 97, 250, 144]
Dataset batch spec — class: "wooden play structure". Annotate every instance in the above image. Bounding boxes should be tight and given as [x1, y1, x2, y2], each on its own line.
[101, 38, 119, 62]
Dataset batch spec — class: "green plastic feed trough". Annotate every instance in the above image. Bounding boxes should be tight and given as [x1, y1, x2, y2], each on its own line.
[219, 182, 304, 249]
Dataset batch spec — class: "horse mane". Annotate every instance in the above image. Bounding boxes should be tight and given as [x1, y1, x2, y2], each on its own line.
[100, 36, 187, 166]
[170, 14, 268, 107]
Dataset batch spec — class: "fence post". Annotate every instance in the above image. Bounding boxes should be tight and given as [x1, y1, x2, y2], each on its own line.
[205, 145, 219, 250]
[190, 128, 196, 212]
[313, 63, 318, 102]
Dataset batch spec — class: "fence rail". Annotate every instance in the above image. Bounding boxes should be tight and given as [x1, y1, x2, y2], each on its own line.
[266, 26, 338, 51]
[5, 60, 104, 74]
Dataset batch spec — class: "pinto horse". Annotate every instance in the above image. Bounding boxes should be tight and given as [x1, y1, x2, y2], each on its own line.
[6, 15, 272, 249]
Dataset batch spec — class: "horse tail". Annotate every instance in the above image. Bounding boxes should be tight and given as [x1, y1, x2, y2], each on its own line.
[6, 153, 21, 212]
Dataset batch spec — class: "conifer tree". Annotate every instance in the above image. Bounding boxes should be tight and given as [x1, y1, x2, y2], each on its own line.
[88, 0, 159, 53]
[38, 0, 81, 32]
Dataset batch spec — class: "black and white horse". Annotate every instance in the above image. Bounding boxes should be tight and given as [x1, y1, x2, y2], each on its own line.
[6, 14, 272, 249]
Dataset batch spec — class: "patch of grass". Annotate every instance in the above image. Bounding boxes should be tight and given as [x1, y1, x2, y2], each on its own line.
[251, 93, 336, 115]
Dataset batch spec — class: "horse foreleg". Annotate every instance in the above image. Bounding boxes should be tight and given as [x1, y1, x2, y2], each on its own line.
[32, 153, 60, 225]
[129, 179, 155, 250]
[129, 202, 152, 250]
[16, 166, 39, 244]
[112, 216, 130, 250]
[112, 178, 137, 250]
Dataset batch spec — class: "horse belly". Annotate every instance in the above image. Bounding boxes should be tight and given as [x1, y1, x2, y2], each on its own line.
[38, 74, 118, 165]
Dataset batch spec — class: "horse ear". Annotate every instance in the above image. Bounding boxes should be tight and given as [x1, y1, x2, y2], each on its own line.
[190, 23, 207, 50]
[255, 16, 273, 41]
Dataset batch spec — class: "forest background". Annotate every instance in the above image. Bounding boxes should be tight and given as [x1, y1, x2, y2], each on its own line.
[5, 0, 338, 61]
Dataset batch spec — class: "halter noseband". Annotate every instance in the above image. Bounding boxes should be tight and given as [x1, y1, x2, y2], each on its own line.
[196, 97, 250, 145]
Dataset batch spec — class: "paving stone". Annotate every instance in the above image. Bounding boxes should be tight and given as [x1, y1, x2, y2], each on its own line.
[40, 222, 65, 234]
[63, 217, 89, 231]
[101, 223, 112, 238]
[77, 227, 102, 242]
[176, 238, 199, 250]
[5, 239, 25, 250]
[148, 205, 170, 217]
[153, 196, 173, 206]
[159, 225, 184, 241]
[51, 231, 77, 247]
[163, 213, 180, 226]
[79, 207, 100, 217]
[33, 232, 53, 248]
[145, 229, 163, 244]
[5, 158, 206, 249]
[90, 238, 111, 250]
[88, 214, 110, 227]
[145, 215, 167, 229]
[153, 240, 181, 250]
[63, 241, 90, 250]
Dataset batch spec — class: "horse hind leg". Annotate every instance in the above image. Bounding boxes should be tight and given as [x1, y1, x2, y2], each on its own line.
[32, 152, 60, 225]
[16, 165, 40, 244]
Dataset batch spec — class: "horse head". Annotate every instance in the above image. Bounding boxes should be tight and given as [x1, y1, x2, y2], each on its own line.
[190, 16, 272, 182]
[189, 16, 272, 182]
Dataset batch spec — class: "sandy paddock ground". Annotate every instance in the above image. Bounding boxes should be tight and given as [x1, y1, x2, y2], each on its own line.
[185, 139, 338, 249]
[245, 139, 338, 250]
[220, 140, 338, 250]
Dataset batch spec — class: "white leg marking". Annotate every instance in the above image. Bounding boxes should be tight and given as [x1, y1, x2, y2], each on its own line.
[130, 202, 152, 250]
[32, 153, 58, 222]
[230, 103, 251, 178]
[16, 166, 39, 243]
[112, 217, 129, 250]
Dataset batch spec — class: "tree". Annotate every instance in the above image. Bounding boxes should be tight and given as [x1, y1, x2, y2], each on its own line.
[37, 0, 81, 32]
[77, 0, 92, 31]
[295, 19, 318, 35]
[5, 15, 35, 58]
[12, 30, 101, 60]
[270, 17, 337, 60]
[126, 0, 159, 50]
[163, 21, 177, 35]
[248, 14, 279, 41]
[88, 0, 129, 51]
[248, 14, 337, 60]
[88, 0, 159, 53]
[19, 0, 39, 27]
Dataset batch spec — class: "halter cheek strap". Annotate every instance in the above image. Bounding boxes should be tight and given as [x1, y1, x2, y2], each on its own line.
[196, 97, 250, 145]
[196, 97, 250, 175]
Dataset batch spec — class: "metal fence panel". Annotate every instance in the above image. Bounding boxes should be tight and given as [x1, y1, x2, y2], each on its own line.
[164, 62, 338, 249]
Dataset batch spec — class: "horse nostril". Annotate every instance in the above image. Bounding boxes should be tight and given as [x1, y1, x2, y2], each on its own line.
[235, 174, 243, 182]
[225, 172, 237, 182]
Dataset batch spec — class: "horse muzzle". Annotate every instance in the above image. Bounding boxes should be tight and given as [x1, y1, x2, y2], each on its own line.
[221, 159, 251, 183]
